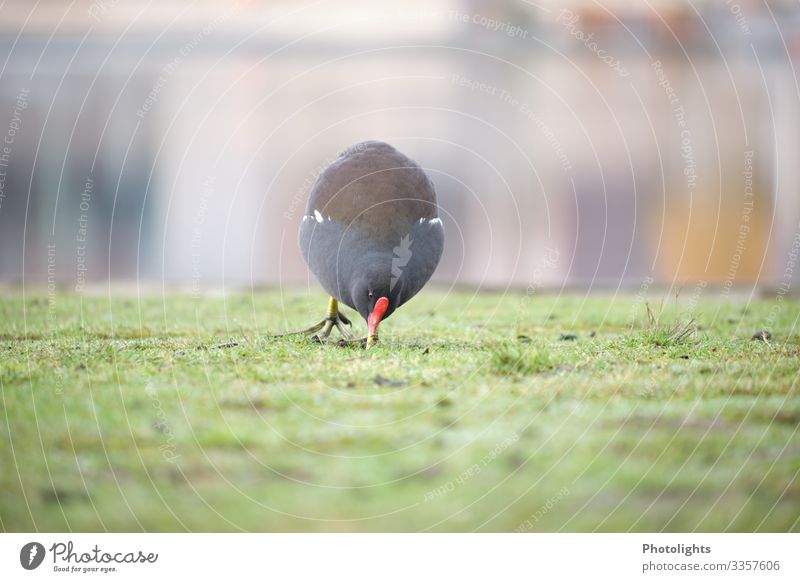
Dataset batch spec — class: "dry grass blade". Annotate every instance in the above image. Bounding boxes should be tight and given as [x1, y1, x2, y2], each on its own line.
[643, 301, 697, 347]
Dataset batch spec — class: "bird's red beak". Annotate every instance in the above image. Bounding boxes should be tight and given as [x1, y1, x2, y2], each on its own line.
[367, 297, 389, 347]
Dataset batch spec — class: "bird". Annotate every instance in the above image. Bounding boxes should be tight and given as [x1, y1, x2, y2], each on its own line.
[291, 140, 444, 347]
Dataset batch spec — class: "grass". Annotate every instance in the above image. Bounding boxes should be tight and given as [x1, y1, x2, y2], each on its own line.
[0, 288, 798, 532]
[489, 341, 556, 376]
[641, 300, 697, 347]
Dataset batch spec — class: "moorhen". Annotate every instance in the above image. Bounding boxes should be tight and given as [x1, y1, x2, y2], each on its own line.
[293, 140, 444, 347]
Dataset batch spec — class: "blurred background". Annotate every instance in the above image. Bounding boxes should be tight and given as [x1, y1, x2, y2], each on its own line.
[0, 0, 798, 293]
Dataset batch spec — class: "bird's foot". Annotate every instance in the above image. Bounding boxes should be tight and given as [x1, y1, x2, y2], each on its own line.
[275, 297, 354, 343]
[310, 312, 355, 343]
[337, 334, 378, 348]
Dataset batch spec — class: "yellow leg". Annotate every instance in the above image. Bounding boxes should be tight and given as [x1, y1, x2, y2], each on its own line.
[326, 297, 338, 319]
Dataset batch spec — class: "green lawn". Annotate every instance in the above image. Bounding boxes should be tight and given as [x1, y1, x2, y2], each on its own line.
[1, 289, 798, 532]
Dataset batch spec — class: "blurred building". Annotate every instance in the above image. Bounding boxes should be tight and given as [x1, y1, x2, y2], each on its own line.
[0, 0, 798, 292]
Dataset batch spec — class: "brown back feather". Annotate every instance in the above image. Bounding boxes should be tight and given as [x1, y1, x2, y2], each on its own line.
[307, 141, 437, 244]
